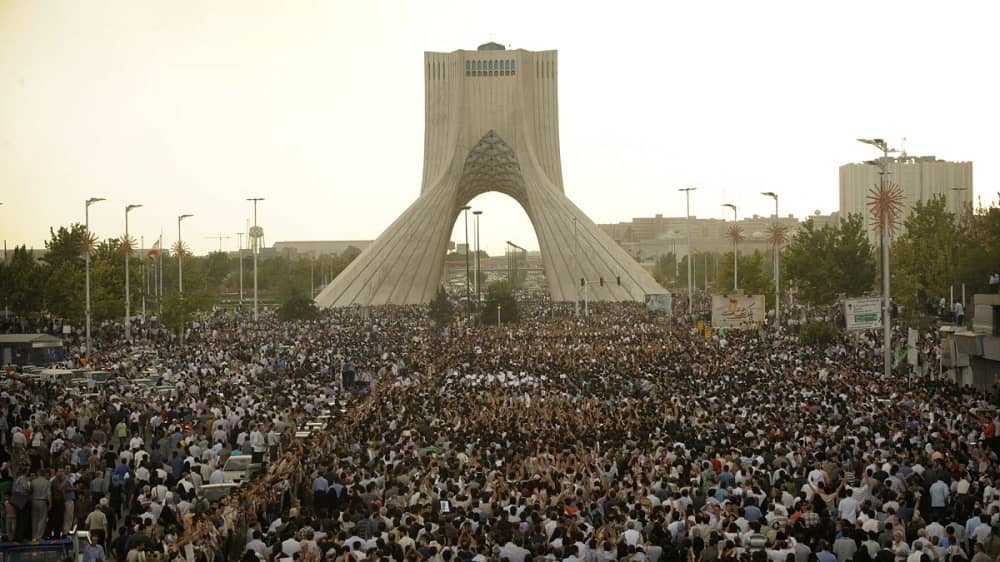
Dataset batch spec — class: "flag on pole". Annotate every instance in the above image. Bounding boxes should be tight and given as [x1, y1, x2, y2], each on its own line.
[147, 239, 160, 257]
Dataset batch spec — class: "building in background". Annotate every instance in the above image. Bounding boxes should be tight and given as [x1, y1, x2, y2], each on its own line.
[840, 154, 973, 239]
[270, 240, 373, 258]
[598, 212, 833, 262]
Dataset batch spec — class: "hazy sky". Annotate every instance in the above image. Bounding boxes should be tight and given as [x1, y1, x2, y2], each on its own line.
[1, 0, 997, 256]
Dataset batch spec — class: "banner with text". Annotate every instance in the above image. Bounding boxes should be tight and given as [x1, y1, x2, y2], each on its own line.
[843, 297, 882, 331]
[711, 294, 765, 328]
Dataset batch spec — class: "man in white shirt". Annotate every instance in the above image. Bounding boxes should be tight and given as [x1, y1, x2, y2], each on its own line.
[838, 492, 860, 525]
[499, 539, 531, 562]
[623, 521, 642, 547]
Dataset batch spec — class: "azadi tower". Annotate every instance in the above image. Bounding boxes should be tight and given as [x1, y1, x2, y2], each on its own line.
[315, 43, 666, 307]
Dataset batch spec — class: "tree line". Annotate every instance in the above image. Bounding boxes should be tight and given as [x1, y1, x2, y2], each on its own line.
[0, 223, 360, 325]
[650, 195, 1000, 313]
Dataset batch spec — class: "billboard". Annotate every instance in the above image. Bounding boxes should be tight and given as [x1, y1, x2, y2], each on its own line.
[843, 297, 882, 331]
[711, 294, 765, 328]
[645, 292, 672, 314]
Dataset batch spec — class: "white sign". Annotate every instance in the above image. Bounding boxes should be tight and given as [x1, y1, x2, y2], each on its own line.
[645, 293, 672, 314]
[843, 297, 882, 331]
[711, 294, 765, 328]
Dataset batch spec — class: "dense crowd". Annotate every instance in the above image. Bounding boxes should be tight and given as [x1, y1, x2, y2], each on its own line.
[1, 302, 998, 562]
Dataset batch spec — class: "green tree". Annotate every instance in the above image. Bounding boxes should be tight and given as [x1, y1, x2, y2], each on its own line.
[653, 253, 676, 287]
[89, 238, 126, 322]
[714, 251, 775, 305]
[832, 214, 877, 298]
[44, 260, 85, 321]
[429, 286, 454, 327]
[0, 246, 44, 317]
[160, 292, 210, 330]
[954, 195, 1000, 297]
[277, 293, 319, 321]
[678, 252, 721, 291]
[891, 196, 961, 311]
[203, 251, 231, 291]
[480, 280, 519, 325]
[341, 246, 362, 262]
[40, 224, 88, 319]
[42, 224, 87, 268]
[783, 214, 875, 305]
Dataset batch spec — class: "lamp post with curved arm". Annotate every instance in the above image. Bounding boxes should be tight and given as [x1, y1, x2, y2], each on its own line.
[124, 204, 142, 340]
[722, 203, 738, 292]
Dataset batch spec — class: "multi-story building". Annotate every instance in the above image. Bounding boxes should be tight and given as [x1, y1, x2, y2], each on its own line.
[839, 155, 973, 238]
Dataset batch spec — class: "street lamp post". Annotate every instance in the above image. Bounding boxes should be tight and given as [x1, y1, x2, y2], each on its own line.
[722, 203, 738, 292]
[247, 198, 264, 321]
[85, 197, 105, 362]
[124, 204, 143, 340]
[951, 187, 969, 310]
[858, 138, 899, 379]
[236, 232, 245, 304]
[678, 188, 696, 317]
[177, 214, 193, 293]
[462, 206, 471, 311]
[761, 192, 780, 328]
[474, 210, 482, 307]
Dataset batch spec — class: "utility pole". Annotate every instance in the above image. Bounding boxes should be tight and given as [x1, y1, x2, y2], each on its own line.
[462, 206, 471, 311]
[474, 210, 483, 307]
[124, 204, 142, 340]
[678, 187, 696, 317]
[85, 197, 106, 362]
[177, 213, 193, 346]
[722, 203, 738, 292]
[236, 232, 245, 304]
[762, 192, 780, 328]
[247, 198, 265, 321]
[858, 138, 900, 379]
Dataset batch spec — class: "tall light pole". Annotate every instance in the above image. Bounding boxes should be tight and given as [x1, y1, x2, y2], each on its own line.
[236, 232, 245, 304]
[858, 138, 899, 378]
[678, 187, 696, 316]
[177, 214, 193, 292]
[124, 204, 142, 340]
[84, 197, 105, 362]
[761, 192, 780, 328]
[247, 198, 264, 321]
[951, 187, 969, 310]
[722, 203, 737, 292]
[462, 205, 471, 311]
[474, 210, 482, 307]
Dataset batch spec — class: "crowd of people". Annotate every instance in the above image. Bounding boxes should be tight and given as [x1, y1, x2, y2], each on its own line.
[1, 301, 998, 562]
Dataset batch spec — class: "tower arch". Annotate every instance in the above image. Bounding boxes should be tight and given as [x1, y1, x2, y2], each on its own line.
[316, 45, 665, 307]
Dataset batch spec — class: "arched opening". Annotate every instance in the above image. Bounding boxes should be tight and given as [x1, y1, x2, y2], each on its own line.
[447, 192, 543, 307]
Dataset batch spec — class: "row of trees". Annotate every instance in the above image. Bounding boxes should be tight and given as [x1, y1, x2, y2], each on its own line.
[650, 195, 1000, 312]
[0, 223, 360, 324]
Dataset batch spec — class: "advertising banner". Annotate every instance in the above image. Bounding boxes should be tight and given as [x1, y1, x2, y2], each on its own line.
[711, 294, 765, 328]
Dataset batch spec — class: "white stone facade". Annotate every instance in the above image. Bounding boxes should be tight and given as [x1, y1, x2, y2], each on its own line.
[315, 44, 664, 307]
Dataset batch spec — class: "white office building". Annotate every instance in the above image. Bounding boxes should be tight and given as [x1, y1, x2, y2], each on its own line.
[839, 155, 973, 239]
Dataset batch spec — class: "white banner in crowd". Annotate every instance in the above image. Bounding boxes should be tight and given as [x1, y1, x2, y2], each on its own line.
[843, 297, 882, 331]
[711, 294, 765, 328]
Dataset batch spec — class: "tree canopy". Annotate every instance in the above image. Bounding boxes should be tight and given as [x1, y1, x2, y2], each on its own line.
[782, 214, 875, 305]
